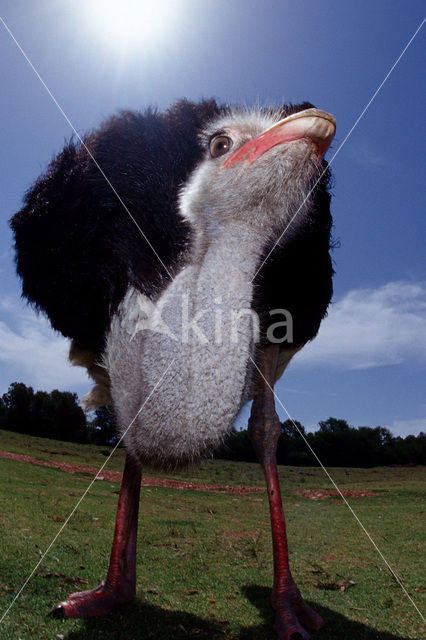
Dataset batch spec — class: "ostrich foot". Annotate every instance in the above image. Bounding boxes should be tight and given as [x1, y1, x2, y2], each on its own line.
[48, 454, 141, 620]
[48, 580, 134, 618]
[272, 579, 323, 640]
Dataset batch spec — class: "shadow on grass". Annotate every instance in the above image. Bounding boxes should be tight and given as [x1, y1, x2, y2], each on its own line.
[239, 585, 413, 640]
[62, 585, 413, 640]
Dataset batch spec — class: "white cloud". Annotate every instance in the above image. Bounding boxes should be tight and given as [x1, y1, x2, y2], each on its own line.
[294, 280, 426, 370]
[345, 138, 393, 169]
[390, 418, 426, 437]
[0, 297, 90, 395]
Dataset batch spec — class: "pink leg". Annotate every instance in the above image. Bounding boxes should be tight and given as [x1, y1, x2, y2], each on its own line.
[248, 346, 323, 640]
[49, 453, 141, 618]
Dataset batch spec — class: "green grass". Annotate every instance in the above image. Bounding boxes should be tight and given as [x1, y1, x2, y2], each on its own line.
[0, 430, 424, 639]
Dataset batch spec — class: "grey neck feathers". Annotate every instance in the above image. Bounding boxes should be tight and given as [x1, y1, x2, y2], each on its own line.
[106, 217, 270, 468]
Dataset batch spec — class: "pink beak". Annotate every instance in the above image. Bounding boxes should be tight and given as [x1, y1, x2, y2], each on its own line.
[223, 108, 336, 169]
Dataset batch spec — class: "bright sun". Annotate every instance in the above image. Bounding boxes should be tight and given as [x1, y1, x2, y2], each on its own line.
[85, 0, 178, 51]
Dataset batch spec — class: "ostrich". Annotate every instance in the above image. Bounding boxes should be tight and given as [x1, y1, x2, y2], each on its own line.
[11, 98, 336, 640]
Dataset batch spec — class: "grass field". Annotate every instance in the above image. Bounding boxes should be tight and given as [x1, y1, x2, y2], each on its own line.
[0, 429, 424, 639]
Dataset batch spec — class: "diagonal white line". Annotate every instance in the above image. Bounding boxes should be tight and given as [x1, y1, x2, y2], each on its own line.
[252, 16, 426, 282]
[249, 355, 425, 622]
[0, 358, 175, 624]
[0, 15, 173, 281]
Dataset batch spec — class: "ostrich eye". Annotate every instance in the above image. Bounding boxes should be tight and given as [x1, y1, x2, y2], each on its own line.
[209, 135, 233, 158]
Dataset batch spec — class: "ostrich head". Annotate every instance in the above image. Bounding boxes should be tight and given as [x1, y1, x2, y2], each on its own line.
[179, 107, 335, 252]
[108, 106, 336, 468]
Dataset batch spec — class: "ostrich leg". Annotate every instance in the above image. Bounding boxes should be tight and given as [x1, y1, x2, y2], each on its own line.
[248, 345, 323, 640]
[49, 453, 141, 618]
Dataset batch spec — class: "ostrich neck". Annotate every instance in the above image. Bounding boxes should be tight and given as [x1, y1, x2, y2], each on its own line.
[190, 219, 267, 305]
[156, 218, 269, 418]
[109, 217, 274, 466]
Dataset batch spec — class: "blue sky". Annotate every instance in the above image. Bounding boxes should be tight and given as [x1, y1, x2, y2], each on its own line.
[0, 1, 425, 437]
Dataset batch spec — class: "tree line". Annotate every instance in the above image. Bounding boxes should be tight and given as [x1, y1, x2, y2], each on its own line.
[216, 417, 426, 467]
[0, 382, 424, 466]
[0, 382, 116, 445]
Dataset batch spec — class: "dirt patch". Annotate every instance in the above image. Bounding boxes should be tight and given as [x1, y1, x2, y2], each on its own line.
[0, 450, 384, 498]
[0, 449, 264, 495]
[294, 489, 381, 500]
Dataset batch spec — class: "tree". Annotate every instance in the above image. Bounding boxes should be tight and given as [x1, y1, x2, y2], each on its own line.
[48, 389, 87, 442]
[400, 432, 426, 465]
[0, 395, 7, 428]
[277, 420, 312, 465]
[0, 382, 88, 442]
[1, 382, 35, 433]
[32, 390, 55, 437]
[90, 406, 118, 445]
[310, 418, 359, 466]
[214, 427, 257, 462]
[318, 417, 351, 433]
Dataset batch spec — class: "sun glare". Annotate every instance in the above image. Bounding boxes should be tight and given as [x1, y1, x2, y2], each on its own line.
[85, 0, 178, 51]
